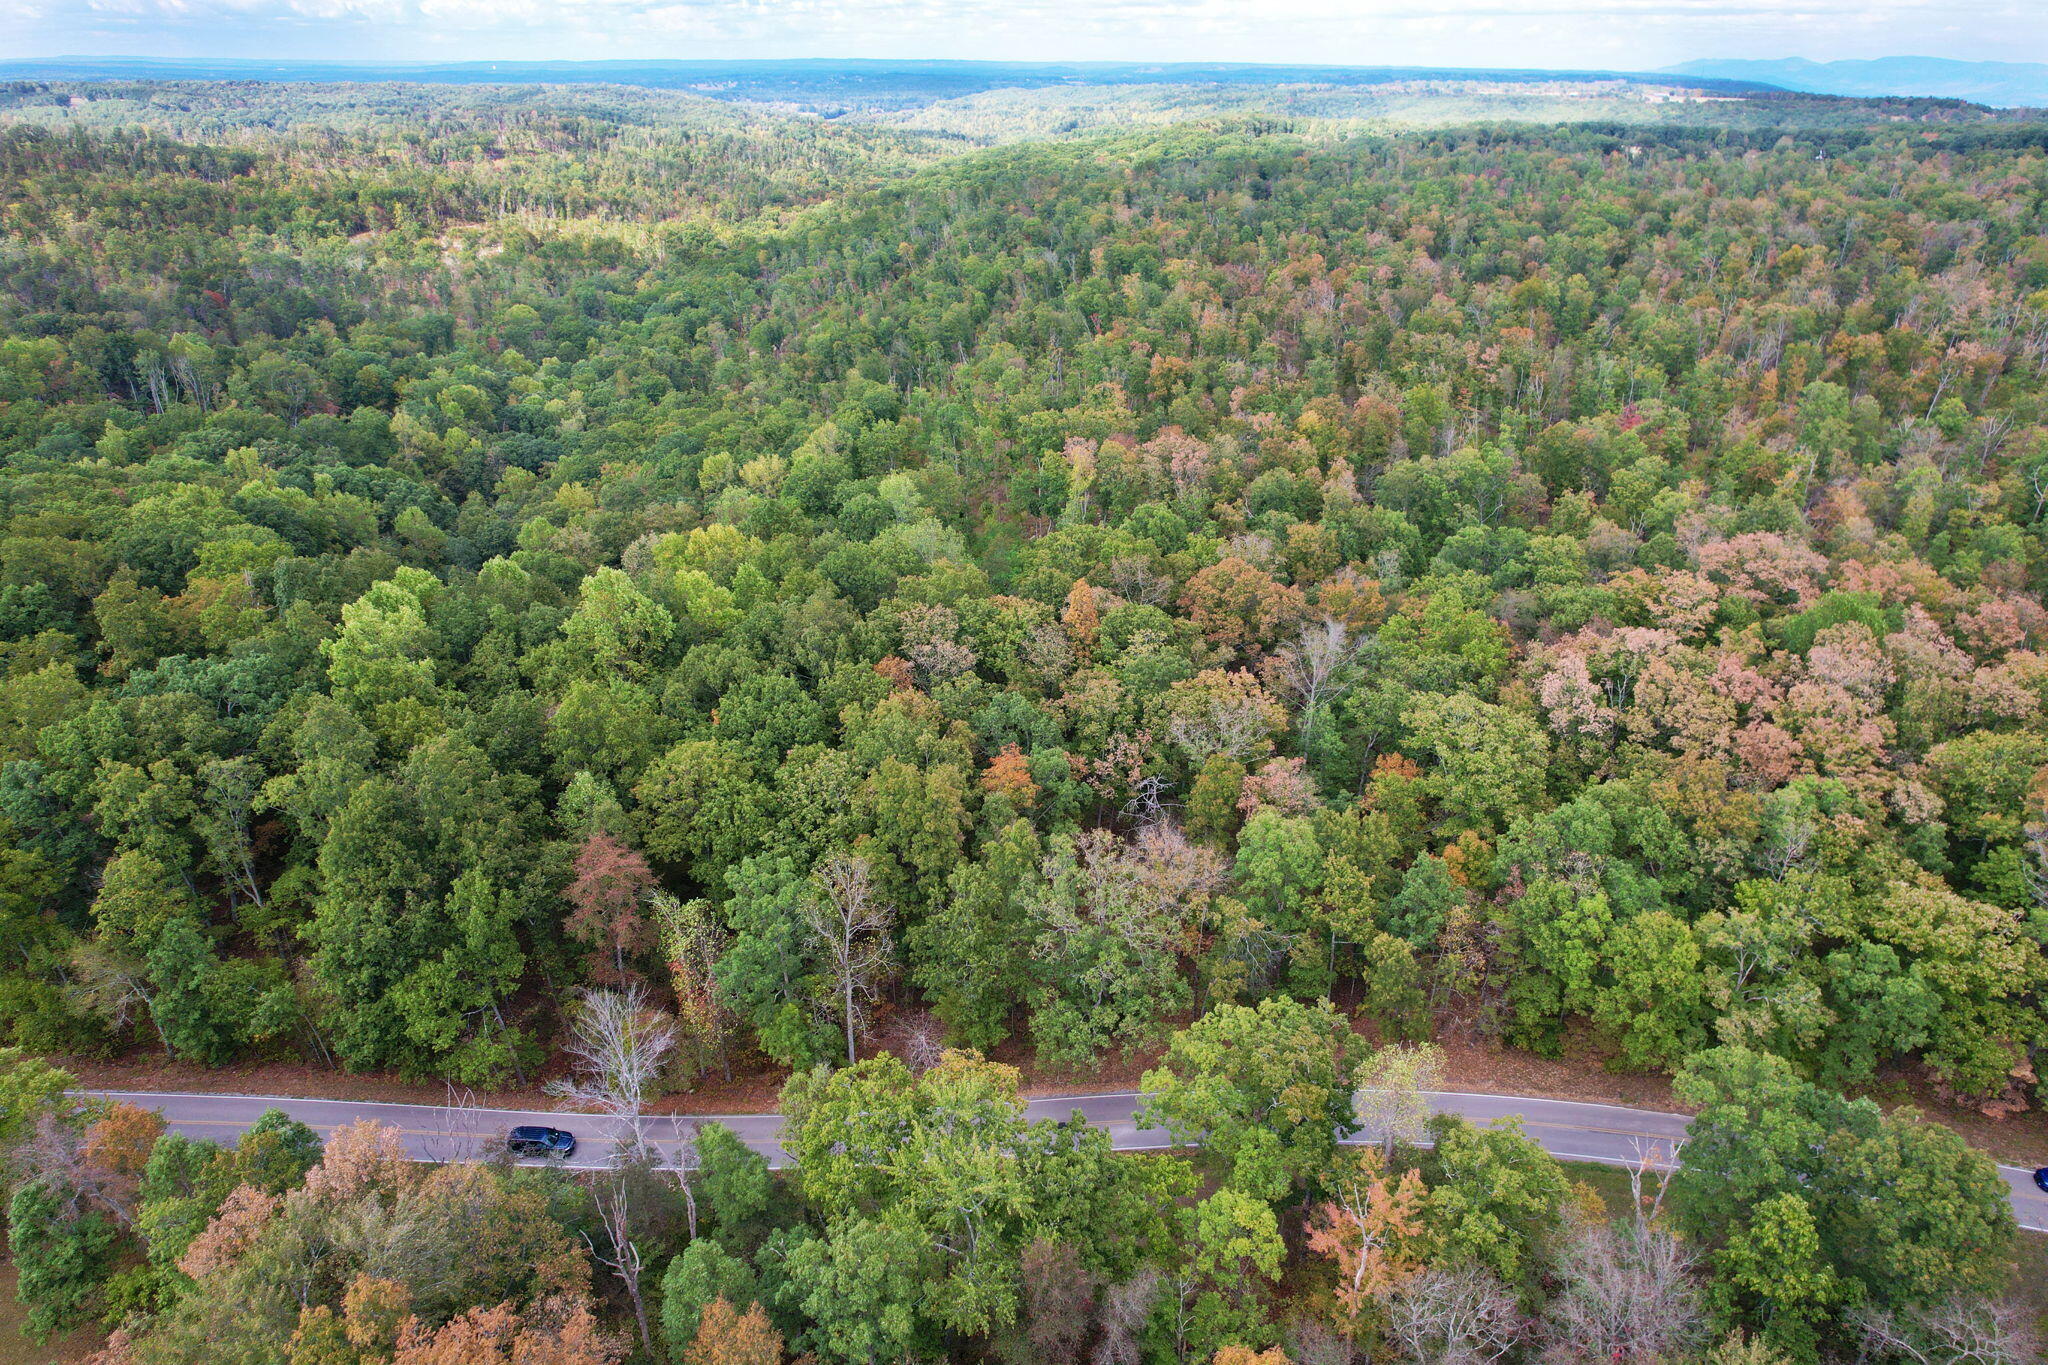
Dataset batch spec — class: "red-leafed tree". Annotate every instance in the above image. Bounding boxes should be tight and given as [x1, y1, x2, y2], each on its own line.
[566, 834, 660, 987]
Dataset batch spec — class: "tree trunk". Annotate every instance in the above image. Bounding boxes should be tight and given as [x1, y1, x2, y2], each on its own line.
[844, 966, 857, 1065]
[625, 1270, 652, 1358]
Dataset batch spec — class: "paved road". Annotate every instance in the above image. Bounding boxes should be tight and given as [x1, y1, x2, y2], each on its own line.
[82, 1086, 2048, 1232]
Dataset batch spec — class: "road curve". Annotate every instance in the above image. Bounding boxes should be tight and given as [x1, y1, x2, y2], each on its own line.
[80, 1086, 2048, 1233]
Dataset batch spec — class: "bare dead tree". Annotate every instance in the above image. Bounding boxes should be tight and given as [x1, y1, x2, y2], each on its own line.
[422, 1083, 487, 1166]
[899, 603, 978, 688]
[546, 988, 679, 1362]
[15, 1113, 125, 1227]
[1105, 555, 1172, 607]
[656, 1114, 702, 1242]
[587, 1159, 656, 1357]
[1288, 1320, 1360, 1365]
[2022, 821, 2048, 912]
[892, 1010, 947, 1076]
[64, 941, 165, 1055]
[544, 985, 677, 1156]
[1122, 772, 1169, 824]
[1005, 1238, 1097, 1365]
[1759, 813, 1816, 881]
[1165, 688, 1280, 765]
[1539, 1221, 1704, 1365]
[2027, 462, 2048, 525]
[1971, 411, 2017, 473]
[1268, 616, 1362, 746]
[135, 352, 169, 414]
[1091, 1269, 1161, 1365]
[1852, 1295, 2042, 1365]
[1388, 1267, 1525, 1365]
[801, 853, 896, 1065]
[1624, 1138, 1681, 1232]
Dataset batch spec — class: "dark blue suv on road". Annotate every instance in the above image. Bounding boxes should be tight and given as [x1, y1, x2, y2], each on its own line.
[507, 1125, 577, 1158]
[2034, 1167, 2048, 1194]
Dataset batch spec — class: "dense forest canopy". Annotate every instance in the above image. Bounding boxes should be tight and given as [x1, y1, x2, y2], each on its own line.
[0, 76, 2046, 1365]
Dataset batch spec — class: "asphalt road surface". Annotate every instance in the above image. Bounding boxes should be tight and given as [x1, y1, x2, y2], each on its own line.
[83, 1086, 2048, 1233]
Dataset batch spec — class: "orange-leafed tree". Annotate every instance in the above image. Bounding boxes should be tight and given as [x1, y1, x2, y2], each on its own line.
[176, 1184, 280, 1281]
[1062, 578, 1100, 659]
[298, 1118, 412, 1204]
[684, 1297, 782, 1365]
[80, 1101, 163, 1221]
[391, 1295, 619, 1365]
[1211, 1347, 1290, 1365]
[1305, 1148, 1428, 1336]
[1317, 568, 1386, 634]
[1180, 556, 1305, 662]
[342, 1274, 412, 1355]
[980, 743, 1039, 806]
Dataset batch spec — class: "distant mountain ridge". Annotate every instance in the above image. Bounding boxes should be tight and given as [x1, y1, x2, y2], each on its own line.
[0, 56, 1777, 110]
[1668, 56, 2048, 108]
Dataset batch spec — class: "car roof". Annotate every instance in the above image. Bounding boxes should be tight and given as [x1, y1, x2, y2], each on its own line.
[510, 1125, 554, 1138]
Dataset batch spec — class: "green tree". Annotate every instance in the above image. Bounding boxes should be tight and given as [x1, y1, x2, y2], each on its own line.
[1185, 755, 1247, 849]
[695, 1121, 774, 1247]
[637, 739, 772, 890]
[231, 1109, 322, 1193]
[1022, 828, 1199, 1066]
[908, 819, 1039, 1050]
[1709, 1192, 1843, 1360]
[662, 1240, 757, 1359]
[1399, 692, 1551, 834]
[1383, 853, 1459, 948]
[1173, 1189, 1287, 1362]
[1672, 1048, 2013, 1322]
[779, 1217, 929, 1364]
[781, 1051, 1047, 1338]
[1503, 878, 1612, 1054]
[855, 757, 970, 912]
[0, 1047, 73, 1154]
[714, 856, 839, 1069]
[1418, 1113, 1570, 1287]
[90, 849, 196, 942]
[136, 1131, 234, 1272]
[560, 566, 676, 682]
[1360, 932, 1431, 1041]
[1231, 811, 1323, 938]
[1592, 909, 1708, 1070]
[1139, 998, 1355, 1203]
[145, 916, 258, 1065]
[9, 1179, 118, 1338]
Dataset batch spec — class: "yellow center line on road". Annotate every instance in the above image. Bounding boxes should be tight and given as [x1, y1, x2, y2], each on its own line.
[165, 1118, 587, 1140]
[167, 1110, 1667, 1146]
[1507, 1120, 1679, 1139]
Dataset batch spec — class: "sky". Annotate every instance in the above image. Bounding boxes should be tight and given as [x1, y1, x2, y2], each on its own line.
[3, 0, 2045, 69]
